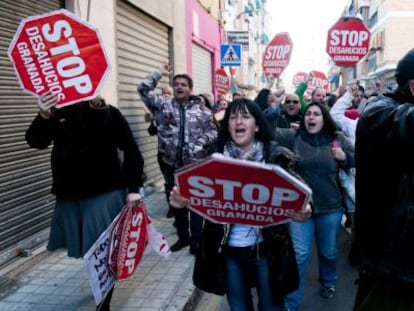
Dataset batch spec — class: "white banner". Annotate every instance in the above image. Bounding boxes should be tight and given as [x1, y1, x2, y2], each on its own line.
[83, 214, 119, 305]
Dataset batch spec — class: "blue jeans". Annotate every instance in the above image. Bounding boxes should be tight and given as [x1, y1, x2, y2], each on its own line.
[284, 210, 343, 310]
[226, 245, 283, 311]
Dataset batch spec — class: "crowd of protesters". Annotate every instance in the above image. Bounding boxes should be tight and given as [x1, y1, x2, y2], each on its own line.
[26, 44, 413, 311]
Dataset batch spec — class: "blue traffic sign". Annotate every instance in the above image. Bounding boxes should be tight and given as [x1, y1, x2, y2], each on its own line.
[220, 44, 241, 67]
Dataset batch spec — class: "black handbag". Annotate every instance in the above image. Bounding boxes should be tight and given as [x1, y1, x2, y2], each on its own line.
[264, 226, 299, 300]
[192, 221, 226, 295]
[147, 119, 158, 136]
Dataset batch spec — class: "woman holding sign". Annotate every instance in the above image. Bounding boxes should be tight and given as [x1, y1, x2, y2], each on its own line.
[25, 91, 145, 311]
[170, 98, 311, 311]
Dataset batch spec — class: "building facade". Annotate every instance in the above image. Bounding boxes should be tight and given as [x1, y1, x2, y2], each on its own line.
[329, 0, 414, 92]
[0, 0, 273, 266]
[0, 0, 209, 266]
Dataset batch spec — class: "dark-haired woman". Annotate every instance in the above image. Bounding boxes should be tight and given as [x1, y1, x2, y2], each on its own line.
[170, 98, 311, 311]
[275, 102, 354, 310]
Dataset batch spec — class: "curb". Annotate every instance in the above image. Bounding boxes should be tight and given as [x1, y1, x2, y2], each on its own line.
[0, 243, 50, 300]
[0, 243, 50, 280]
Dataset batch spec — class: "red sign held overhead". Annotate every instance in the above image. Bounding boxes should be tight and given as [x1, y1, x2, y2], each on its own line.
[306, 70, 329, 97]
[175, 154, 312, 227]
[8, 9, 111, 108]
[326, 17, 370, 67]
[215, 68, 230, 95]
[292, 71, 328, 97]
[262, 32, 293, 79]
[292, 72, 307, 87]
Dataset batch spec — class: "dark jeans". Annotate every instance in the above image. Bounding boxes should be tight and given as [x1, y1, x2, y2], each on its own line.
[226, 244, 283, 311]
[158, 152, 172, 209]
[353, 272, 414, 311]
[163, 162, 202, 244]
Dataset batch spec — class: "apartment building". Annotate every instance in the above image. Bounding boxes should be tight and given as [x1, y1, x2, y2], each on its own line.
[329, 0, 414, 92]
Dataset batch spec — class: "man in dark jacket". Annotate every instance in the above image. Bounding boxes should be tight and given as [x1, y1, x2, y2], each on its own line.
[353, 47, 414, 310]
[138, 62, 217, 254]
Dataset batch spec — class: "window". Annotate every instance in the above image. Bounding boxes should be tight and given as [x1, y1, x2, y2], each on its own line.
[368, 54, 377, 72]
[369, 11, 378, 28]
[348, 3, 355, 16]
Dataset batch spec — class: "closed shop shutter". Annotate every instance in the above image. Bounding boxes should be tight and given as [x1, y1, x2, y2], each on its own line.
[191, 43, 212, 95]
[0, 0, 62, 265]
[116, 0, 170, 190]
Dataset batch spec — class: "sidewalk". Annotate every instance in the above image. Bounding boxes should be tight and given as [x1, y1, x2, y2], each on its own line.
[0, 191, 199, 311]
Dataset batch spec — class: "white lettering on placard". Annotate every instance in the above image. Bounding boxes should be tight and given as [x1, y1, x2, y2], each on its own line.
[264, 45, 290, 60]
[190, 197, 295, 216]
[41, 20, 92, 94]
[329, 30, 369, 47]
[216, 74, 228, 84]
[124, 212, 143, 275]
[187, 176, 299, 206]
[328, 46, 368, 55]
[311, 77, 328, 88]
[18, 27, 65, 99]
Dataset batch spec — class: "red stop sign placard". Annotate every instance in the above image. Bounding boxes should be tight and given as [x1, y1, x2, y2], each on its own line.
[215, 68, 230, 95]
[175, 154, 311, 227]
[109, 202, 148, 281]
[292, 72, 307, 87]
[305, 70, 329, 97]
[326, 17, 370, 67]
[262, 32, 293, 79]
[8, 9, 111, 107]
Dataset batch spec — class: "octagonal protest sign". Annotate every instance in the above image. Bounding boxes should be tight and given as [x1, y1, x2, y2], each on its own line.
[262, 32, 293, 79]
[175, 153, 312, 227]
[292, 72, 307, 87]
[8, 9, 111, 108]
[215, 68, 230, 95]
[326, 17, 370, 67]
[305, 70, 329, 97]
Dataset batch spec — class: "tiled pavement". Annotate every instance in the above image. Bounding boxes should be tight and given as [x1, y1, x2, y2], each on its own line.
[0, 191, 199, 311]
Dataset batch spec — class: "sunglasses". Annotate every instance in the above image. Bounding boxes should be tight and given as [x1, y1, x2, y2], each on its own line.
[285, 100, 299, 104]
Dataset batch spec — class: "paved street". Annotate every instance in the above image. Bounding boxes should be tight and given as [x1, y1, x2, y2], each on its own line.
[0, 189, 359, 311]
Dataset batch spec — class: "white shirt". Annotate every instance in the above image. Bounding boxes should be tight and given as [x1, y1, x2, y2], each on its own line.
[228, 224, 263, 247]
[330, 91, 357, 145]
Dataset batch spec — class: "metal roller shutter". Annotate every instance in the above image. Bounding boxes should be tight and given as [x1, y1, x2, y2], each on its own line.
[0, 0, 62, 265]
[191, 43, 212, 95]
[116, 0, 170, 190]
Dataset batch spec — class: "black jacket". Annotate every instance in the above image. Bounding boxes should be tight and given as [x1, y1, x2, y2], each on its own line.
[193, 141, 300, 303]
[25, 103, 144, 199]
[354, 93, 414, 281]
[263, 106, 302, 130]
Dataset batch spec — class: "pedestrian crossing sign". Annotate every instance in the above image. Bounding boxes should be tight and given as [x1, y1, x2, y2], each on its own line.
[220, 44, 241, 66]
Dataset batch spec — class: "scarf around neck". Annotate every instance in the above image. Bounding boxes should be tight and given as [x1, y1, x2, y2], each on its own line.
[223, 139, 264, 245]
[223, 140, 264, 162]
